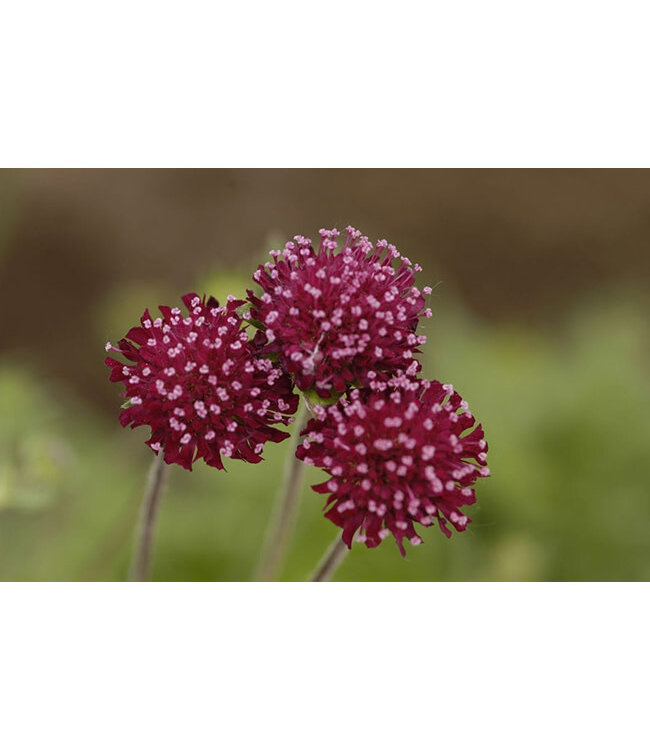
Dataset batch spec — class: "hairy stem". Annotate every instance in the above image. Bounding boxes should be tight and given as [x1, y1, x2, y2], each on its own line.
[254, 402, 309, 581]
[129, 451, 167, 582]
[310, 535, 349, 582]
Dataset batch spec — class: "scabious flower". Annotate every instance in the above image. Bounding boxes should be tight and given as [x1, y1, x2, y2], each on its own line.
[295, 375, 489, 554]
[246, 227, 433, 399]
[105, 294, 299, 470]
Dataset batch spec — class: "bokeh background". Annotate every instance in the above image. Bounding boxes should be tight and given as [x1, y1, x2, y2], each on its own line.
[0, 169, 648, 581]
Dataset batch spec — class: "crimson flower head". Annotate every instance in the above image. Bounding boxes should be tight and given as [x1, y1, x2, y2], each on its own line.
[246, 227, 432, 399]
[295, 376, 489, 555]
[105, 294, 299, 470]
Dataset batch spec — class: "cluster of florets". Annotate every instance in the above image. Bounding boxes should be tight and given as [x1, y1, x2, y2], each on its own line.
[105, 294, 298, 470]
[106, 227, 489, 557]
[295, 375, 489, 555]
[246, 226, 432, 398]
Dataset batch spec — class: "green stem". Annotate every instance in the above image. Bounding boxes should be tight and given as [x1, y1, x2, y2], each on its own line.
[254, 402, 309, 581]
[129, 451, 167, 582]
[309, 535, 349, 582]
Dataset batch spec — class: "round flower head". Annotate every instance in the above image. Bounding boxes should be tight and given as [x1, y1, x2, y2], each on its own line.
[105, 294, 299, 470]
[295, 376, 489, 555]
[247, 227, 432, 398]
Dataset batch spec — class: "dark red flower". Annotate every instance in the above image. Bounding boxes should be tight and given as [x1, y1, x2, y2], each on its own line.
[246, 227, 432, 399]
[105, 294, 299, 470]
[295, 375, 489, 554]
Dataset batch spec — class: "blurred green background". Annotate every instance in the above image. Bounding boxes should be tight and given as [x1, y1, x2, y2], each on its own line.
[0, 169, 648, 581]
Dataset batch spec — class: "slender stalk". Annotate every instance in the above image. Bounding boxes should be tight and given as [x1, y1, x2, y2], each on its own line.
[254, 402, 309, 581]
[129, 451, 167, 582]
[310, 535, 350, 582]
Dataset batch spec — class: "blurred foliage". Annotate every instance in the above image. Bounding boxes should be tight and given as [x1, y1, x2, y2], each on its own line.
[0, 371, 75, 511]
[198, 269, 249, 306]
[0, 287, 648, 581]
